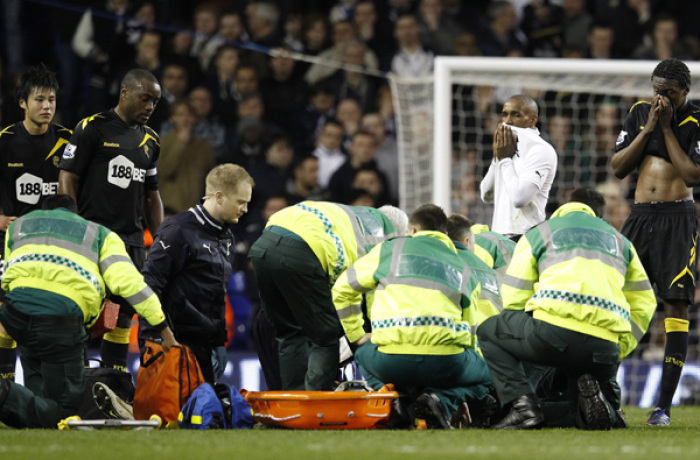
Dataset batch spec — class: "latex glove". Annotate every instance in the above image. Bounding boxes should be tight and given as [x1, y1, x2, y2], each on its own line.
[211, 346, 227, 379]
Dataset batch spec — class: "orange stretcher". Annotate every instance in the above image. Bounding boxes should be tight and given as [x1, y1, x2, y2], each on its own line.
[243, 382, 398, 430]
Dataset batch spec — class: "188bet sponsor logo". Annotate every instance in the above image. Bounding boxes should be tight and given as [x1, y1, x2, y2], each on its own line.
[15, 173, 58, 205]
[108, 155, 146, 189]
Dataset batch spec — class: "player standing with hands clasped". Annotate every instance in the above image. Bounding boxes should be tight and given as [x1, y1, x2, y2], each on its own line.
[480, 95, 557, 241]
[611, 58, 700, 426]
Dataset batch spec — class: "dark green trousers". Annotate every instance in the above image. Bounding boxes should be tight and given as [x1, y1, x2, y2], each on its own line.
[477, 310, 619, 429]
[249, 231, 343, 391]
[355, 342, 493, 415]
[0, 303, 87, 428]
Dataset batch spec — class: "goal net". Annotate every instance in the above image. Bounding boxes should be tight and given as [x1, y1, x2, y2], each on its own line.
[390, 57, 700, 406]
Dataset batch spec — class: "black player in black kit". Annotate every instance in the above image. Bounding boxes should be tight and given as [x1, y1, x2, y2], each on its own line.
[59, 69, 163, 371]
[0, 65, 72, 381]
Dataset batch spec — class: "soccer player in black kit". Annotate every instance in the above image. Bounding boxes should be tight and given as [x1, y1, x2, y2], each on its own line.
[59, 69, 164, 371]
[0, 65, 72, 381]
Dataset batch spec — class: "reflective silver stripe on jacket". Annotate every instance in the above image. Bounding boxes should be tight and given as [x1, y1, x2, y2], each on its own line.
[13, 220, 100, 265]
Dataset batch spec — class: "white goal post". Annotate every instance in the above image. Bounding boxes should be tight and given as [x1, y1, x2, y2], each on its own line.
[390, 58, 700, 406]
[390, 57, 700, 215]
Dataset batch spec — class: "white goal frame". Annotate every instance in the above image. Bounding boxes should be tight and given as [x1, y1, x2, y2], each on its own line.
[432, 57, 700, 213]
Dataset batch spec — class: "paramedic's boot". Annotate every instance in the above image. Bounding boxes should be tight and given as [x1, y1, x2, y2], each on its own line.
[93, 382, 134, 420]
[577, 374, 613, 431]
[491, 394, 544, 430]
[414, 391, 453, 430]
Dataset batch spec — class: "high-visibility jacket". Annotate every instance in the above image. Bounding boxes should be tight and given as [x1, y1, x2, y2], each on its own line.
[453, 242, 502, 322]
[471, 224, 515, 274]
[333, 230, 480, 355]
[502, 202, 656, 359]
[266, 201, 399, 285]
[3, 208, 166, 329]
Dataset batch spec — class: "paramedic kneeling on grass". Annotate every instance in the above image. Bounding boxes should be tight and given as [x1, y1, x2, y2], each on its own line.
[0, 195, 177, 428]
[476, 188, 656, 430]
[332, 204, 493, 429]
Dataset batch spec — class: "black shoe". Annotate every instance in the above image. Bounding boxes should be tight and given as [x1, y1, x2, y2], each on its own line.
[386, 398, 413, 429]
[491, 394, 544, 430]
[414, 391, 453, 430]
[469, 394, 499, 428]
[613, 409, 629, 429]
[577, 374, 613, 431]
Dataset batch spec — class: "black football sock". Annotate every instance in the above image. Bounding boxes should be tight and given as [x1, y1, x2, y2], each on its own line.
[657, 318, 689, 414]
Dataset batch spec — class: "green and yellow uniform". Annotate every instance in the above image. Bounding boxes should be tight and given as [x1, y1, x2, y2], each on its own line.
[249, 201, 399, 391]
[0, 208, 167, 428]
[333, 231, 493, 414]
[477, 202, 656, 428]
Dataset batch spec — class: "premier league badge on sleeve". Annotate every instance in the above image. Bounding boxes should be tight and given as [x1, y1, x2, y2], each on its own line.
[616, 130, 627, 146]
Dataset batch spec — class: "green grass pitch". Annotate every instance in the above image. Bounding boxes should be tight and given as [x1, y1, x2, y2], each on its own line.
[1, 406, 699, 460]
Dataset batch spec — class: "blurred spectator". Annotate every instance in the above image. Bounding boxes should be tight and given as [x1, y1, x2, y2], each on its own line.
[158, 100, 215, 213]
[302, 14, 331, 57]
[416, 0, 463, 56]
[336, 98, 364, 148]
[387, 0, 417, 23]
[164, 26, 204, 85]
[328, 130, 390, 205]
[205, 45, 240, 126]
[230, 116, 267, 169]
[260, 48, 308, 133]
[322, 40, 381, 113]
[123, 1, 156, 46]
[304, 19, 379, 85]
[248, 134, 295, 221]
[165, 86, 226, 158]
[390, 13, 434, 77]
[234, 64, 260, 101]
[586, 21, 616, 59]
[312, 119, 347, 189]
[246, 2, 282, 47]
[132, 30, 162, 75]
[362, 112, 399, 203]
[452, 31, 481, 56]
[478, 0, 528, 57]
[294, 82, 337, 154]
[351, 165, 391, 207]
[330, 0, 358, 23]
[285, 155, 329, 204]
[632, 14, 692, 61]
[148, 61, 188, 133]
[282, 13, 304, 52]
[520, 0, 564, 57]
[219, 11, 249, 44]
[71, 0, 131, 114]
[561, 0, 593, 51]
[190, 4, 224, 73]
[353, 1, 394, 68]
[611, 0, 652, 59]
[375, 85, 397, 139]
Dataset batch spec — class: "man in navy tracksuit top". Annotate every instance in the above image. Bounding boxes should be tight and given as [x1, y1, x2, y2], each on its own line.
[139, 164, 254, 382]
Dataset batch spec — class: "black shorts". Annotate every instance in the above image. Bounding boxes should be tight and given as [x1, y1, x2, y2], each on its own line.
[621, 201, 698, 304]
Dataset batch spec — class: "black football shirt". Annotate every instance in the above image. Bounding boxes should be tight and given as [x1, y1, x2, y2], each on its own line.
[59, 109, 160, 246]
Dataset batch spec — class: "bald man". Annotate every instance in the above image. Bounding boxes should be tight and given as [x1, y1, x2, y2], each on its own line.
[480, 95, 558, 240]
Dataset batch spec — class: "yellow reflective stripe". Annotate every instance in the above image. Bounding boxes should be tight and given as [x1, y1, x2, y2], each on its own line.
[191, 415, 203, 425]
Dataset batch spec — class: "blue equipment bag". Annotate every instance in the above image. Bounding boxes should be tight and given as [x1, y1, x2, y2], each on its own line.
[179, 382, 254, 430]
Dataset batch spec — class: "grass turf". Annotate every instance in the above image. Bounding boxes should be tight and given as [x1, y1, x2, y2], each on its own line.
[1, 406, 699, 460]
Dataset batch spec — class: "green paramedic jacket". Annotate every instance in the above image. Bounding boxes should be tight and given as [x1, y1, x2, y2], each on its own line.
[265, 201, 399, 285]
[3, 208, 166, 329]
[501, 202, 656, 359]
[333, 230, 481, 355]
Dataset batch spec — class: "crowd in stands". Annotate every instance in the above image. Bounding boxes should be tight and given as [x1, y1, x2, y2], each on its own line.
[1, 0, 699, 350]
